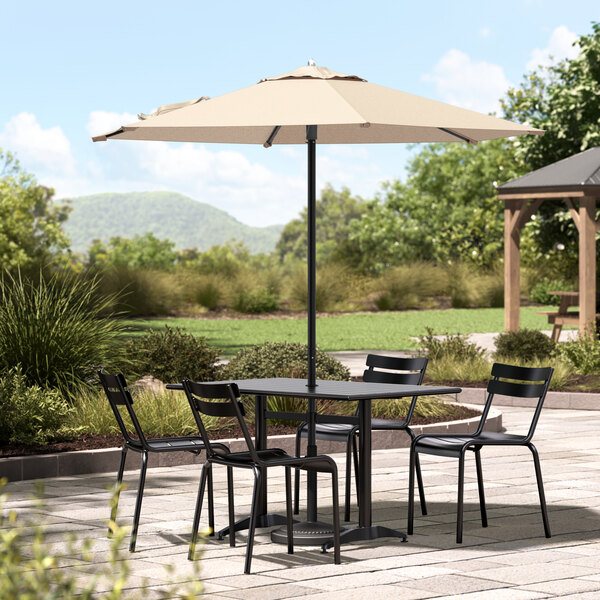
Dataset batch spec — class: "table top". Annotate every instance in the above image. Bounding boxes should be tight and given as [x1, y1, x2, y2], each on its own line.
[548, 291, 579, 297]
[167, 377, 460, 400]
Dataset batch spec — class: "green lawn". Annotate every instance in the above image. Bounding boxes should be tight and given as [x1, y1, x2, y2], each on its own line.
[124, 306, 560, 356]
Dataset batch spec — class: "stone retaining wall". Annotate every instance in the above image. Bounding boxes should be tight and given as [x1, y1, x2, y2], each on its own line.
[0, 404, 500, 483]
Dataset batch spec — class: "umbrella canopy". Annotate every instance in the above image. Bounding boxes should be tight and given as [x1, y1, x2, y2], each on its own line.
[94, 65, 542, 145]
[93, 64, 544, 389]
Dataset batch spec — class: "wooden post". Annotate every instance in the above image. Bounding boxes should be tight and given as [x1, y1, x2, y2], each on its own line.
[504, 198, 521, 331]
[579, 196, 597, 336]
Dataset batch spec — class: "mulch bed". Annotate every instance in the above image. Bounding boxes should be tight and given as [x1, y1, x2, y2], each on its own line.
[0, 406, 479, 458]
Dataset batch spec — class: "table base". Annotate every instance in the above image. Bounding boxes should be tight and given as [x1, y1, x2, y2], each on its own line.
[217, 513, 288, 540]
[321, 525, 407, 552]
[270, 520, 344, 546]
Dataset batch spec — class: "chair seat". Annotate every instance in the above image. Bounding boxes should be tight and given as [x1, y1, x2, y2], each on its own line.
[215, 447, 288, 463]
[371, 418, 409, 430]
[415, 432, 527, 458]
[129, 436, 205, 452]
[298, 422, 356, 441]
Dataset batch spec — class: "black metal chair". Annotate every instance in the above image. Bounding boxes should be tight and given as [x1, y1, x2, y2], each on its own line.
[407, 362, 553, 543]
[294, 354, 429, 521]
[98, 371, 228, 552]
[182, 379, 341, 574]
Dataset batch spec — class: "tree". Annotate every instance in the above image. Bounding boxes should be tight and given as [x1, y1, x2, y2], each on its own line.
[0, 150, 70, 269]
[276, 185, 367, 265]
[87, 232, 177, 271]
[350, 139, 524, 273]
[501, 22, 600, 274]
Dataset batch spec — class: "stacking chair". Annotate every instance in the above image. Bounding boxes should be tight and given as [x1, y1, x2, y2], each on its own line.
[98, 371, 229, 552]
[407, 363, 553, 543]
[294, 354, 429, 521]
[182, 379, 341, 574]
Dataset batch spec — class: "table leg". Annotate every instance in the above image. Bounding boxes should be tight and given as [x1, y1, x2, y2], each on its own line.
[322, 398, 407, 551]
[217, 394, 288, 539]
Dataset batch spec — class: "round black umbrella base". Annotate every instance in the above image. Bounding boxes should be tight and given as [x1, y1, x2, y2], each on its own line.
[270, 520, 343, 546]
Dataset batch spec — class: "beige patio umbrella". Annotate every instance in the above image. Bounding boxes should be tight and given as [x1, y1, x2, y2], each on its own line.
[93, 63, 543, 387]
[93, 63, 543, 545]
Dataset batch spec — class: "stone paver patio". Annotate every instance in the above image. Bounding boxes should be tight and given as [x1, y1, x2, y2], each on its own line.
[4, 404, 600, 598]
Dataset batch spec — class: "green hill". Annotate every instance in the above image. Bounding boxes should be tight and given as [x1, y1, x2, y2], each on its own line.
[63, 191, 283, 254]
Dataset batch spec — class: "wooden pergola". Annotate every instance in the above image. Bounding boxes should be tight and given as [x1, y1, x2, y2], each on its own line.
[498, 147, 600, 335]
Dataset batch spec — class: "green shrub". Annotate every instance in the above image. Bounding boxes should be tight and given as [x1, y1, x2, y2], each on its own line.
[446, 264, 504, 308]
[192, 273, 222, 310]
[494, 329, 555, 362]
[418, 327, 485, 362]
[555, 333, 600, 375]
[0, 271, 125, 396]
[288, 264, 350, 312]
[231, 288, 279, 313]
[528, 279, 572, 305]
[126, 325, 220, 383]
[372, 264, 448, 311]
[0, 366, 72, 445]
[222, 342, 350, 423]
[96, 266, 184, 315]
[425, 354, 492, 384]
[69, 387, 219, 436]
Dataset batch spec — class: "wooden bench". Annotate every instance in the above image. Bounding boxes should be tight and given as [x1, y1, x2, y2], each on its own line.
[537, 291, 600, 342]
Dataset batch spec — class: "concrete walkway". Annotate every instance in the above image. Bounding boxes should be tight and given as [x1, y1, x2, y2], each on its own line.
[4, 404, 600, 598]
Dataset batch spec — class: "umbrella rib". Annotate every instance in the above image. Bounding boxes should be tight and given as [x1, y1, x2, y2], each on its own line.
[263, 126, 281, 148]
[438, 127, 477, 145]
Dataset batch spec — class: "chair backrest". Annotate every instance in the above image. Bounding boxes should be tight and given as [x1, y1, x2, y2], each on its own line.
[361, 354, 429, 421]
[98, 371, 149, 449]
[476, 363, 553, 440]
[182, 380, 258, 462]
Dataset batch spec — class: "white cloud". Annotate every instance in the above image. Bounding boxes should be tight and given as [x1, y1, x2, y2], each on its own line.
[86, 110, 138, 137]
[422, 49, 511, 114]
[0, 112, 76, 176]
[526, 25, 579, 71]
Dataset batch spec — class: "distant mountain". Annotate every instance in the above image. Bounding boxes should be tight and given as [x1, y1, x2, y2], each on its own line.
[62, 191, 284, 254]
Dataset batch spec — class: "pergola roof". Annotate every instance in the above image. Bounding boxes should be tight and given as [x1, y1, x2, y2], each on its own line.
[498, 146, 600, 196]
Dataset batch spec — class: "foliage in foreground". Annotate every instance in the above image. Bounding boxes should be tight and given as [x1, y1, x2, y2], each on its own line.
[126, 325, 221, 384]
[0, 482, 203, 600]
[0, 367, 73, 445]
[417, 328, 486, 362]
[0, 271, 125, 397]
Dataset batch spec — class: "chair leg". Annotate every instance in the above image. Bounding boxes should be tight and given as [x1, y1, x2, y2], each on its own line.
[188, 463, 208, 560]
[407, 429, 427, 516]
[407, 446, 416, 535]
[227, 466, 235, 547]
[352, 432, 360, 506]
[109, 446, 128, 536]
[285, 467, 294, 555]
[207, 463, 215, 536]
[344, 434, 353, 522]
[331, 469, 341, 564]
[294, 430, 302, 515]
[529, 443, 551, 538]
[456, 451, 465, 544]
[244, 467, 261, 574]
[474, 449, 487, 528]
[130, 450, 148, 552]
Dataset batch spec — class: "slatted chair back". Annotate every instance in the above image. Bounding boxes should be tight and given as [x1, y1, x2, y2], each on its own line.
[183, 380, 259, 462]
[98, 371, 149, 449]
[362, 355, 429, 420]
[476, 363, 553, 441]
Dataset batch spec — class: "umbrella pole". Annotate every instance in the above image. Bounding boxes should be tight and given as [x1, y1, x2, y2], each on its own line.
[307, 125, 317, 390]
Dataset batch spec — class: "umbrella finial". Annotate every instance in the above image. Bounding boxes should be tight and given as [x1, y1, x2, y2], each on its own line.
[307, 58, 316, 66]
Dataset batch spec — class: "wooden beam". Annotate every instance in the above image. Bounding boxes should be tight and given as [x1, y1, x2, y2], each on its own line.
[504, 198, 521, 331]
[516, 198, 544, 231]
[498, 190, 588, 200]
[579, 196, 597, 336]
[565, 198, 581, 232]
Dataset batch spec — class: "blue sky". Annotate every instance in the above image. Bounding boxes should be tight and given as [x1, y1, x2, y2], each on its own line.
[1, 1, 597, 227]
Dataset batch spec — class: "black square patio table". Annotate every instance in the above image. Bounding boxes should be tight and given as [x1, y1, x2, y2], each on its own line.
[168, 377, 460, 550]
